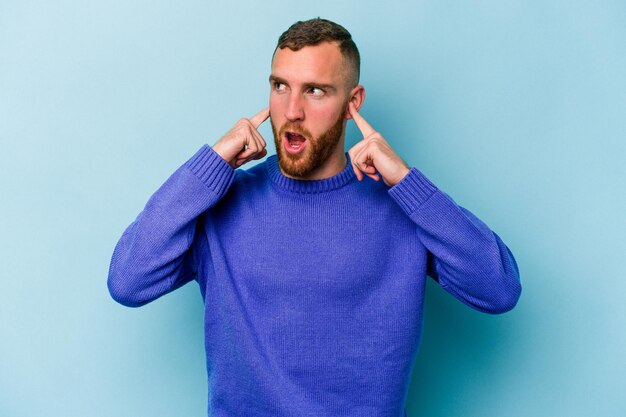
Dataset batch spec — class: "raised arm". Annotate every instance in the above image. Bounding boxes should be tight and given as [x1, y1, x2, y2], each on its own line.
[107, 145, 235, 307]
[346, 102, 521, 314]
[107, 108, 270, 307]
[388, 169, 522, 314]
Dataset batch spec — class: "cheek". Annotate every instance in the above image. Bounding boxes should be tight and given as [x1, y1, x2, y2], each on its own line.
[308, 104, 342, 131]
[269, 96, 280, 116]
[269, 98, 285, 129]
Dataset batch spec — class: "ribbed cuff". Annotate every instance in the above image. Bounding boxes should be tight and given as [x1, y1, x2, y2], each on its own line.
[184, 144, 235, 197]
[388, 167, 439, 216]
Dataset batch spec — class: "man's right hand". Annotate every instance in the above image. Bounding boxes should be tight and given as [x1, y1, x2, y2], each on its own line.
[212, 107, 270, 169]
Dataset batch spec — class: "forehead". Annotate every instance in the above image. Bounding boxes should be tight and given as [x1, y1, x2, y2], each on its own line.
[271, 42, 346, 86]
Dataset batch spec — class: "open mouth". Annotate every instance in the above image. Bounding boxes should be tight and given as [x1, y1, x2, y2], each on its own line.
[284, 131, 307, 154]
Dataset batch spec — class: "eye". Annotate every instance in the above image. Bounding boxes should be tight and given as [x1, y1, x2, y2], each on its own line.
[273, 82, 286, 92]
[308, 86, 324, 96]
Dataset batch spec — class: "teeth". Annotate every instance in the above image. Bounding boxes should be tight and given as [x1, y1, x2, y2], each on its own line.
[285, 132, 305, 151]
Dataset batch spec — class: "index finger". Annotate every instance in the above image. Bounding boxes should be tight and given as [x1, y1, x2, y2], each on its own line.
[349, 101, 375, 137]
[249, 107, 270, 129]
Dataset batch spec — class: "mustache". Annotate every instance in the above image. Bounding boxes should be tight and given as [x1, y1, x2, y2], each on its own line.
[278, 122, 313, 141]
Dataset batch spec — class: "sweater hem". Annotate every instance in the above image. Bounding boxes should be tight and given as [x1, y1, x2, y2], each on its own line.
[184, 144, 236, 197]
[388, 167, 439, 215]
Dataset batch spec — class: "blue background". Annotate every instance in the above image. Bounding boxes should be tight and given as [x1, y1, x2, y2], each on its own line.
[1, 1, 624, 416]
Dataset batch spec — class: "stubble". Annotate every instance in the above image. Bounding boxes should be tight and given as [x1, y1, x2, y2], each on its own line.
[271, 109, 346, 179]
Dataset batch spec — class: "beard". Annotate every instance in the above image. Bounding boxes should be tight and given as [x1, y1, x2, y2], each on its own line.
[271, 108, 346, 179]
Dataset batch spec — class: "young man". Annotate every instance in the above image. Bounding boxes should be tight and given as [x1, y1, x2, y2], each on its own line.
[108, 18, 522, 417]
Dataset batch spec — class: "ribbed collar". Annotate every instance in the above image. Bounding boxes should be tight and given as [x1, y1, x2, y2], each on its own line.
[266, 151, 356, 193]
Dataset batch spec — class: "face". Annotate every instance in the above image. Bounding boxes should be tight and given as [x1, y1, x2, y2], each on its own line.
[269, 42, 352, 179]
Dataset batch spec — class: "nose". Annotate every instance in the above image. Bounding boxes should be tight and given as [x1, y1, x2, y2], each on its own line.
[285, 93, 304, 122]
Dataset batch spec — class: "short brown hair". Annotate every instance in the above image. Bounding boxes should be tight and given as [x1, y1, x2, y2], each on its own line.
[273, 18, 360, 88]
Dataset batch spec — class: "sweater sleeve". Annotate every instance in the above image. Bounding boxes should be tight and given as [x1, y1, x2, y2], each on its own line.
[107, 144, 235, 307]
[388, 167, 522, 314]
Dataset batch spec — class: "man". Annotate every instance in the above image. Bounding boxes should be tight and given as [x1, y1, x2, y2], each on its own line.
[108, 18, 522, 417]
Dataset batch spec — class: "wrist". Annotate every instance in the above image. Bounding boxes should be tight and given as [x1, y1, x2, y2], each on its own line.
[211, 142, 229, 163]
[391, 166, 411, 187]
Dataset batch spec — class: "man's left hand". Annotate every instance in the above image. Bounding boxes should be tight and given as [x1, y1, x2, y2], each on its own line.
[347, 102, 411, 187]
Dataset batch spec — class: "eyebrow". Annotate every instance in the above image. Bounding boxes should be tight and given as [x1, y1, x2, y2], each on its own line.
[269, 75, 337, 92]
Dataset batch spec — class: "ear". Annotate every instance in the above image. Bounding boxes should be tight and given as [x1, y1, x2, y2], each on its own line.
[344, 86, 366, 119]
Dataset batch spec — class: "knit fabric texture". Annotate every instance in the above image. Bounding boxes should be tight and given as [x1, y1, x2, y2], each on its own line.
[108, 144, 522, 417]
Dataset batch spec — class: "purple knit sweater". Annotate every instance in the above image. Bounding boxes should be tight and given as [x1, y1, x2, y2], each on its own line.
[108, 144, 521, 417]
